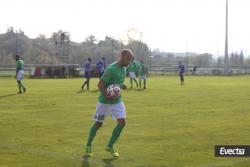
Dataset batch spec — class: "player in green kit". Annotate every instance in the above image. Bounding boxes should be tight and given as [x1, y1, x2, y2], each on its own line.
[128, 57, 138, 88]
[138, 60, 146, 89]
[15, 55, 26, 94]
[85, 49, 133, 158]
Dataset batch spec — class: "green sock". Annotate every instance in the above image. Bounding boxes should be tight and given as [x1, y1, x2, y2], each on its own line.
[134, 79, 138, 87]
[20, 82, 25, 90]
[107, 124, 124, 148]
[17, 81, 22, 92]
[86, 124, 99, 146]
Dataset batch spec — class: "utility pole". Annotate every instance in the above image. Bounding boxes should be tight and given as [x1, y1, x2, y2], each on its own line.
[111, 38, 114, 62]
[186, 42, 189, 74]
[140, 32, 143, 60]
[224, 0, 229, 75]
[15, 30, 18, 55]
[149, 56, 154, 76]
[53, 31, 71, 64]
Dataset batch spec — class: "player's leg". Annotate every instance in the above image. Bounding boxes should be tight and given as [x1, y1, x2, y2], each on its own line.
[82, 77, 89, 90]
[144, 78, 146, 89]
[130, 77, 133, 88]
[86, 77, 90, 90]
[180, 73, 184, 85]
[86, 122, 102, 147]
[129, 72, 133, 88]
[17, 81, 22, 93]
[85, 103, 108, 157]
[139, 78, 142, 88]
[16, 71, 23, 93]
[85, 121, 102, 157]
[106, 118, 125, 158]
[133, 78, 138, 88]
[182, 75, 184, 85]
[179, 73, 182, 84]
[132, 72, 138, 87]
[82, 72, 88, 89]
[107, 118, 125, 148]
[20, 81, 26, 93]
[81, 80, 87, 89]
[19, 71, 26, 92]
[106, 102, 126, 157]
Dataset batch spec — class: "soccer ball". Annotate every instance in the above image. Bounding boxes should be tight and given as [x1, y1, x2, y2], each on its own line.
[106, 84, 121, 97]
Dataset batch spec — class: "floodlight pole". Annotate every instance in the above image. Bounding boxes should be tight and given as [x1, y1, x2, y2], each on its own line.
[15, 30, 18, 55]
[111, 38, 114, 62]
[140, 32, 143, 60]
[224, 0, 229, 75]
[149, 56, 154, 76]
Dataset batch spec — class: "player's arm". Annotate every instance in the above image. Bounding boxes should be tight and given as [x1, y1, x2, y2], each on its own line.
[121, 84, 127, 90]
[98, 80, 106, 95]
[15, 69, 18, 78]
[15, 62, 19, 77]
[98, 79, 115, 100]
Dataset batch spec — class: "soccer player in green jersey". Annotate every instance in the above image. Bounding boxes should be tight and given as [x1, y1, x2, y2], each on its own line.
[138, 60, 146, 89]
[15, 55, 26, 94]
[127, 57, 138, 88]
[85, 49, 133, 158]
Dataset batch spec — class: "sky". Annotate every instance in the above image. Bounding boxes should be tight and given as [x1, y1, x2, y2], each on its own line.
[1, 0, 250, 56]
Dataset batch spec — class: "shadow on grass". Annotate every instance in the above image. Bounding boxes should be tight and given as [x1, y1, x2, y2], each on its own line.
[102, 158, 118, 167]
[89, 89, 99, 93]
[0, 93, 17, 99]
[76, 89, 99, 94]
[76, 90, 84, 94]
[81, 156, 90, 167]
[133, 88, 146, 92]
[126, 88, 134, 91]
[126, 87, 147, 91]
[81, 156, 118, 167]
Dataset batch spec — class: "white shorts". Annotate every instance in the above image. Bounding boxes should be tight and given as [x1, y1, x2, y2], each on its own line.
[129, 72, 136, 79]
[94, 102, 126, 122]
[139, 75, 146, 80]
[16, 70, 24, 81]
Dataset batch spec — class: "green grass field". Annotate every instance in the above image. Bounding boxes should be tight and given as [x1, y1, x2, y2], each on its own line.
[1, 76, 250, 167]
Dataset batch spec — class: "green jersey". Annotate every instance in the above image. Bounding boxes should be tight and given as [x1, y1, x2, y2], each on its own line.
[128, 61, 138, 72]
[138, 63, 145, 76]
[16, 59, 24, 70]
[98, 62, 126, 104]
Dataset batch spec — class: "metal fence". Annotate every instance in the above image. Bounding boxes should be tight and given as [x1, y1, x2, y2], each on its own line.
[1, 64, 250, 77]
[149, 65, 250, 75]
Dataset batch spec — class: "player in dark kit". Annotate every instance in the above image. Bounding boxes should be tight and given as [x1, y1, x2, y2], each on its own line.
[81, 57, 92, 90]
[96, 57, 106, 78]
[178, 61, 185, 85]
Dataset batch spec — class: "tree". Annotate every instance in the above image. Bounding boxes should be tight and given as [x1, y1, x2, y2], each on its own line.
[85, 35, 97, 45]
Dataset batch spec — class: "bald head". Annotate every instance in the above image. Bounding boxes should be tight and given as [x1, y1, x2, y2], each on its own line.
[15, 54, 20, 61]
[118, 49, 133, 67]
[121, 49, 133, 57]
